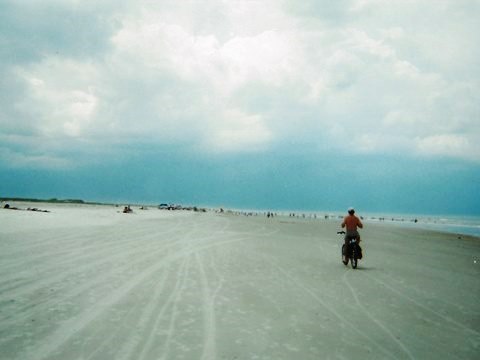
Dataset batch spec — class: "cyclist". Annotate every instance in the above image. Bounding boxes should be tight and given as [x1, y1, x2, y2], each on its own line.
[341, 207, 363, 247]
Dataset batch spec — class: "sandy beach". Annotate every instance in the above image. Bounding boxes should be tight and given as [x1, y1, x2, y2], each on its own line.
[1, 203, 479, 360]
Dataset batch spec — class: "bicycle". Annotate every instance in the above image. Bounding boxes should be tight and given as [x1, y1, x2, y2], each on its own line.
[337, 231, 361, 269]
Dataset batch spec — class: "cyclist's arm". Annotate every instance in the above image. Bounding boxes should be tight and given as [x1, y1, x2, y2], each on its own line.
[341, 217, 346, 228]
[357, 217, 363, 228]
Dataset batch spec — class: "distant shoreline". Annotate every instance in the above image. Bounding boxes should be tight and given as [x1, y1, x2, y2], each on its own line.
[2, 197, 479, 238]
[0, 197, 108, 205]
[2, 198, 479, 239]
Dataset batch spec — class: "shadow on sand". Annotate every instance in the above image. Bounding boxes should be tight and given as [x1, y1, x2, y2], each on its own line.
[342, 265, 378, 271]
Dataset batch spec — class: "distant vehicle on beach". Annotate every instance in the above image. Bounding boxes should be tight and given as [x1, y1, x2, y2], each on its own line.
[158, 203, 183, 210]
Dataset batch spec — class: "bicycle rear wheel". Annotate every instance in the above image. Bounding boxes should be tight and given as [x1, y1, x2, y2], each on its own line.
[342, 244, 348, 265]
[351, 246, 358, 269]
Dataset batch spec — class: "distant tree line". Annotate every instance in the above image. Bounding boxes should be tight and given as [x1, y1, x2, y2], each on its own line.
[0, 197, 87, 204]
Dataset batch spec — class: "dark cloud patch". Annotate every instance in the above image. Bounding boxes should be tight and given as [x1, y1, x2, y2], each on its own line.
[0, 68, 32, 135]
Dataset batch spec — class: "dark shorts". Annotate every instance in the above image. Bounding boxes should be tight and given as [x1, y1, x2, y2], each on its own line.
[344, 230, 359, 241]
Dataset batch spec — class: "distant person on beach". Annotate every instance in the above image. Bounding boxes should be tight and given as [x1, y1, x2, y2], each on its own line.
[341, 207, 363, 244]
[4, 203, 20, 210]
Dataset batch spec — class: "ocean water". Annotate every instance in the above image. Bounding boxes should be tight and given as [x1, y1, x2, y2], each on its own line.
[349, 213, 480, 238]
[391, 215, 480, 238]
[231, 208, 480, 238]
[262, 209, 480, 238]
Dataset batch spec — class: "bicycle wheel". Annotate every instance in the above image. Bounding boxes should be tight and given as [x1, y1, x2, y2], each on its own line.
[342, 244, 348, 265]
[351, 245, 358, 269]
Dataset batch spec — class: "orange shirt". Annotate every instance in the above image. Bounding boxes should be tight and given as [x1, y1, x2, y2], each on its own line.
[342, 215, 363, 231]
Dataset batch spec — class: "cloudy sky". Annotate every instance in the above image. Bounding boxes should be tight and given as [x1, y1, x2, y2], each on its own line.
[1, 0, 479, 214]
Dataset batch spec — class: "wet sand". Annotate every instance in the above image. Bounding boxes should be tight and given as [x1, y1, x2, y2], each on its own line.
[1, 204, 479, 359]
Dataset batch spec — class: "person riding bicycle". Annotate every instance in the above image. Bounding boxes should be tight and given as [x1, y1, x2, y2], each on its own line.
[341, 207, 363, 246]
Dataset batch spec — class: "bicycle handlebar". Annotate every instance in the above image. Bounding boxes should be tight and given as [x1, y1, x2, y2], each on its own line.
[337, 231, 345, 234]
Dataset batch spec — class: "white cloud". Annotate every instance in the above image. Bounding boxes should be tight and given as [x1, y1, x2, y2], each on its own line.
[416, 134, 474, 159]
[2, 0, 480, 167]
[220, 30, 297, 89]
[206, 109, 272, 153]
[393, 60, 420, 78]
[112, 15, 299, 95]
[14, 57, 99, 138]
[346, 28, 396, 59]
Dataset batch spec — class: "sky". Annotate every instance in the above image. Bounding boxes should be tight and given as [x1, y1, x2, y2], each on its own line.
[1, 0, 479, 215]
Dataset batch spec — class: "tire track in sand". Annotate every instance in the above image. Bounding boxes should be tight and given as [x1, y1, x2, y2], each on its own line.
[0, 218, 183, 273]
[0, 215, 207, 327]
[155, 256, 192, 360]
[364, 271, 480, 337]
[0, 233, 185, 328]
[16, 225, 247, 360]
[17, 245, 193, 360]
[195, 252, 224, 360]
[84, 269, 171, 360]
[264, 255, 399, 360]
[342, 271, 415, 360]
[0, 217, 185, 294]
[133, 256, 191, 360]
[87, 216, 219, 360]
